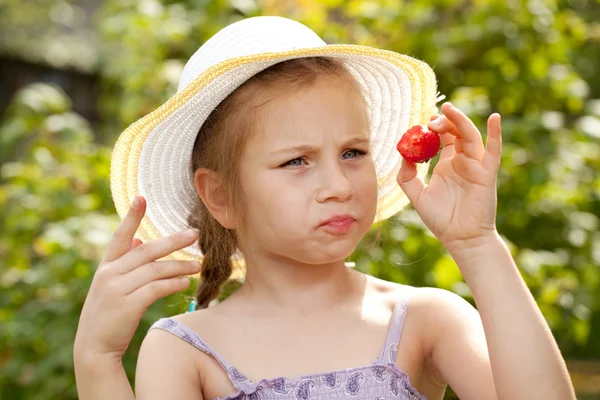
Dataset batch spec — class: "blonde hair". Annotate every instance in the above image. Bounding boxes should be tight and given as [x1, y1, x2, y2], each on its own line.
[187, 57, 365, 308]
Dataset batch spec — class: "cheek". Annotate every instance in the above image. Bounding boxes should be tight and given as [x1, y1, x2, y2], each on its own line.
[354, 161, 379, 221]
[239, 173, 296, 225]
[239, 186, 304, 249]
[353, 159, 378, 195]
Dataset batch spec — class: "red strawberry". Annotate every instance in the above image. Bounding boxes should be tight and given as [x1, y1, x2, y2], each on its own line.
[396, 124, 441, 164]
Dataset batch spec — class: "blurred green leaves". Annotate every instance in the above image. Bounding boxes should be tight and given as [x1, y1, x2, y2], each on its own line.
[0, 83, 114, 399]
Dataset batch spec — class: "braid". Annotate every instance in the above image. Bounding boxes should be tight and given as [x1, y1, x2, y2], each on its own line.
[187, 199, 237, 309]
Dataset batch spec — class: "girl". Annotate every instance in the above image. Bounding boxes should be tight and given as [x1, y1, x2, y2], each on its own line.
[74, 16, 575, 400]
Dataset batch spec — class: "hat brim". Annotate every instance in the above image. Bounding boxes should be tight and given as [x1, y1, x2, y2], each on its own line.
[110, 44, 438, 262]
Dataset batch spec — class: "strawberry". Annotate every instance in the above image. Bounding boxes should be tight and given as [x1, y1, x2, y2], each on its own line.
[396, 124, 441, 164]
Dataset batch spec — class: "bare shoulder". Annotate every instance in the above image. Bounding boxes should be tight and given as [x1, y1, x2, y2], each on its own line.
[136, 314, 205, 399]
[363, 273, 467, 312]
[141, 307, 244, 400]
[171, 306, 214, 326]
[367, 278, 495, 397]
[365, 275, 481, 351]
[414, 286, 479, 321]
[408, 286, 490, 389]
[410, 286, 476, 317]
[407, 286, 481, 351]
[366, 273, 468, 307]
[169, 300, 239, 338]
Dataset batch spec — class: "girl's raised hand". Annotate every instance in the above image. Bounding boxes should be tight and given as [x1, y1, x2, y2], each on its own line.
[397, 102, 503, 252]
[74, 196, 201, 362]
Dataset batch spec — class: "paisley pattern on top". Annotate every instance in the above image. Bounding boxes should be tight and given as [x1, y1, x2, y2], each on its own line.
[229, 366, 249, 382]
[321, 372, 342, 389]
[149, 286, 426, 400]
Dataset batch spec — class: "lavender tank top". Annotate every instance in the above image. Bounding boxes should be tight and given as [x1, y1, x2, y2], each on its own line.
[149, 286, 426, 400]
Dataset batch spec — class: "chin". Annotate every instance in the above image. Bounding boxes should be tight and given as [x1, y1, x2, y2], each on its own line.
[309, 223, 370, 263]
[296, 240, 359, 265]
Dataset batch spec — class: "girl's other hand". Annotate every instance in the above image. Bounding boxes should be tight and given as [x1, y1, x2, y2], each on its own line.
[74, 196, 201, 363]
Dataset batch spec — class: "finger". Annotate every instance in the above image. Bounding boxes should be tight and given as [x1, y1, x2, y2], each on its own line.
[397, 157, 426, 205]
[438, 133, 456, 160]
[129, 276, 192, 309]
[103, 196, 146, 263]
[482, 113, 503, 172]
[116, 229, 199, 274]
[440, 102, 485, 161]
[122, 260, 201, 295]
[428, 114, 453, 139]
[428, 116, 456, 160]
[131, 238, 143, 249]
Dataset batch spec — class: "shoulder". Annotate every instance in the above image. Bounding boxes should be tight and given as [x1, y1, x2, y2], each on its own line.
[367, 275, 481, 350]
[365, 273, 470, 313]
[136, 313, 207, 399]
[410, 286, 477, 320]
[171, 306, 214, 327]
[140, 310, 218, 358]
[145, 307, 215, 344]
[408, 286, 491, 387]
[369, 274, 475, 318]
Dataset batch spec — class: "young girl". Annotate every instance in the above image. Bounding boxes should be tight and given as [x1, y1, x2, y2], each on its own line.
[74, 16, 575, 400]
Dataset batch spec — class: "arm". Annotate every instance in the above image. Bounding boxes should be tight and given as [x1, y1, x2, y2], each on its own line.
[74, 352, 135, 400]
[397, 103, 575, 399]
[73, 329, 204, 400]
[421, 235, 576, 399]
[444, 232, 575, 399]
[418, 287, 497, 400]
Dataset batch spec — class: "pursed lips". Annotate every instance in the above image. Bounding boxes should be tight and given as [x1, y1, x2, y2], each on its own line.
[318, 214, 356, 227]
[317, 214, 357, 234]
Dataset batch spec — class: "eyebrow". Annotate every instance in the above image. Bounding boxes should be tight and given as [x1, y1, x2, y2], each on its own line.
[271, 136, 370, 156]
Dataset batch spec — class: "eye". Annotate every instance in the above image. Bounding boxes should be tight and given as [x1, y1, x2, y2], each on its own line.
[281, 157, 306, 168]
[342, 149, 367, 159]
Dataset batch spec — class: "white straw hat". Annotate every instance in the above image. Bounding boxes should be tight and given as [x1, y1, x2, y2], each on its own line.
[110, 16, 440, 262]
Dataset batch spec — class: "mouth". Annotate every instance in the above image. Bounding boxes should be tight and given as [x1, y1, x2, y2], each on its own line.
[318, 215, 356, 234]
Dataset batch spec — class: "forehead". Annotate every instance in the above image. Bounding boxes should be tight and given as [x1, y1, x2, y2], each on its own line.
[248, 77, 370, 149]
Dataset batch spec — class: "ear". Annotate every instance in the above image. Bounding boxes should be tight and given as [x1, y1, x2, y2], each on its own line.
[193, 168, 237, 229]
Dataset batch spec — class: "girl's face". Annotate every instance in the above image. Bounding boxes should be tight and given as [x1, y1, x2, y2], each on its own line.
[237, 76, 378, 265]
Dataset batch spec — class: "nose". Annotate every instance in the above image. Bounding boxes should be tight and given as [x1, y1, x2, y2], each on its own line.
[316, 160, 354, 203]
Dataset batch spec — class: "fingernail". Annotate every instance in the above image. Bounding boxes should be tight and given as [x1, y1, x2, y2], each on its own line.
[430, 119, 442, 129]
[132, 196, 140, 209]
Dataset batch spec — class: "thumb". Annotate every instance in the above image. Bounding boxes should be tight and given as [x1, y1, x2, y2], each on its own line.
[397, 158, 425, 205]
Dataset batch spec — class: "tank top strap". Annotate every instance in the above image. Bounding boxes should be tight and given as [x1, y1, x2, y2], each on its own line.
[374, 285, 414, 365]
[149, 318, 255, 393]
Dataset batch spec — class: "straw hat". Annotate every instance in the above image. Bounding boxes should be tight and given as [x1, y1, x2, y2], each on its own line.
[110, 16, 440, 262]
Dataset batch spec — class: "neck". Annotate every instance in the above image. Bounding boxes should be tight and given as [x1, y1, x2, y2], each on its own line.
[236, 252, 362, 315]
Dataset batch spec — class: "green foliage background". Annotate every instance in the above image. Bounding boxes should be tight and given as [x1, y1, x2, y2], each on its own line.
[0, 0, 599, 399]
